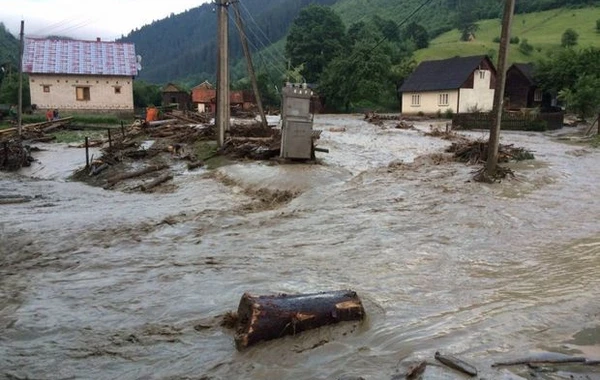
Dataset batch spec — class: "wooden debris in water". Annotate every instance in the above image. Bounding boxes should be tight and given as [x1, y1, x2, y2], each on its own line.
[434, 351, 478, 377]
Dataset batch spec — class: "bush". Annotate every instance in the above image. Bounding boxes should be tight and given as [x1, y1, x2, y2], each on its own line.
[523, 120, 547, 132]
[493, 36, 501, 43]
[444, 108, 454, 119]
[509, 36, 520, 44]
[519, 39, 534, 56]
[596, 19, 600, 33]
[561, 28, 579, 47]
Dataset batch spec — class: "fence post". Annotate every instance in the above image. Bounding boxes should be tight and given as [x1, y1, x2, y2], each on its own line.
[85, 137, 89, 169]
[121, 121, 125, 138]
[107, 129, 112, 148]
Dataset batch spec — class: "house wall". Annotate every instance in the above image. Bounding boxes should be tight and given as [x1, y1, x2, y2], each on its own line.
[458, 69, 495, 112]
[29, 74, 134, 112]
[504, 68, 531, 109]
[401, 90, 459, 115]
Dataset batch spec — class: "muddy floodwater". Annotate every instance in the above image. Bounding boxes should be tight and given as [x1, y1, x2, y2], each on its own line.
[1, 115, 599, 379]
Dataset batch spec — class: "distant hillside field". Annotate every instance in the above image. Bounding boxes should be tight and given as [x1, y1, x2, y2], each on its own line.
[414, 6, 600, 64]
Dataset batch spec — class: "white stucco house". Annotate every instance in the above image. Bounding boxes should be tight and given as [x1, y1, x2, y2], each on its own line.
[22, 38, 138, 114]
[399, 55, 497, 115]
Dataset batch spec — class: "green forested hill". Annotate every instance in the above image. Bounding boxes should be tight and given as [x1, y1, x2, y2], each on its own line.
[0, 23, 19, 71]
[121, 0, 338, 85]
[122, 0, 599, 86]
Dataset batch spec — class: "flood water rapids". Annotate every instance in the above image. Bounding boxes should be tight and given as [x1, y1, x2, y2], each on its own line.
[1, 115, 599, 379]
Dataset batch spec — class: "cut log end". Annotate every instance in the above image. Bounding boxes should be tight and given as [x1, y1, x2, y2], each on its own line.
[234, 290, 365, 350]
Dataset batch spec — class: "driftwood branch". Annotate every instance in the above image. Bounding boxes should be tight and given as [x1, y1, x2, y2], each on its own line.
[140, 172, 173, 192]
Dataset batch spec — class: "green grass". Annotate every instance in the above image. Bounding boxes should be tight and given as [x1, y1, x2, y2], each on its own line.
[51, 130, 107, 144]
[20, 113, 129, 125]
[191, 140, 231, 169]
[414, 6, 600, 64]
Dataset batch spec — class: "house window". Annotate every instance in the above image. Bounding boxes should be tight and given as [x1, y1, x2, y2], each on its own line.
[43, 85, 50, 93]
[439, 93, 449, 106]
[76, 87, 91, 101]
[479, 70, 485, 79]
[534, 89, 543, 102]
[411, 94, 421, 106]
[114, 86, 122, 94]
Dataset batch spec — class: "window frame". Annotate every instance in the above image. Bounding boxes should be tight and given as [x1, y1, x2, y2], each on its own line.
[439, 93, 449, 106]
[76, 86, 91, 101]
[411, 94, 421, 107]
[43, 85, 50, 93]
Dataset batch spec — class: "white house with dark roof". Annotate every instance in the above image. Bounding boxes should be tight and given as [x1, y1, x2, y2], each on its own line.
[399, 55, 497, 115]
[23, 38, 138, 113]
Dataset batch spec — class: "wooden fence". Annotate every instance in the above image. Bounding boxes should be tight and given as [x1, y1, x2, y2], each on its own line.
[452, 111, 564, 131]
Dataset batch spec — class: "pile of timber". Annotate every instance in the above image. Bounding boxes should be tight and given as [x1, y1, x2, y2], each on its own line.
[221, 135, 281, 160]
[0, 118, 73, 142]
[168, 110, 211, 124]
[0, 139, 34, 171]
[446, 139, 535, 164]
[230, 121, 273, 137]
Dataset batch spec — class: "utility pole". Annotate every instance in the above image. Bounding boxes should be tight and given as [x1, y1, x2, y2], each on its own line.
[216, 0, 230, 147]
[486, 0, 516, 177]
[18, 20, 24, 137]
[232, 2, 268, 129]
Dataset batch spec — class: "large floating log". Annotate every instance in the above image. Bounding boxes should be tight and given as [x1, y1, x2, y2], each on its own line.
[234, 290, 365, 350]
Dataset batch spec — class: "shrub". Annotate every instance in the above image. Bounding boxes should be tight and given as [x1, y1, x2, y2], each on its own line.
[519, 39, 534, 56]
[417, 111, 425, 117]
[493, 36, 501, 43]
[596, 19, 600, 33]
[561, 28, 579, 48]
[444, 108, 454, 119]
[509, 36, 520, 44]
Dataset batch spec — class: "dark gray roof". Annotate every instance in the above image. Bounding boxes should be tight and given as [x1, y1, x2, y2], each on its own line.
[511, 63, 535, 84]
[399, 55, 493, 92]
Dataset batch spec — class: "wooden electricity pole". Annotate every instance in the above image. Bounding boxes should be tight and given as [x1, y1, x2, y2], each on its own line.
[216, 0, 230, 147]
[18, 20, 24, 137]
[232, 2, 268, 129]
[485, 0, 516, 177]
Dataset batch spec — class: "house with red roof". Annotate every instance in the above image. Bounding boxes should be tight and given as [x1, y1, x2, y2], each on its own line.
[22, 38, 138, 113]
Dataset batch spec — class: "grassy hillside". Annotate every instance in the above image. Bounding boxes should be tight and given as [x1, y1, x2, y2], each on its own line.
[414, 6, 600, 64]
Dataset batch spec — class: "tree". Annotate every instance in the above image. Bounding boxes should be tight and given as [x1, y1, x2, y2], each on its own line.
[518, 39, 534, 55]
[404, 22, 430, 49]
[133, 80, 162, 108]
[535, 47, 600, 94]
[285, 5, 347, 83]
[558, 74, 600, 118]
[319, 29, 393, 111]
[561, 28, 579, 48]
[456, 7, 479, 41]
[0, 72, 30, 108]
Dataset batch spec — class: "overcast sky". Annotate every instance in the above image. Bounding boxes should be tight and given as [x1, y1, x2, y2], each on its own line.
[3, 0, 212, 40]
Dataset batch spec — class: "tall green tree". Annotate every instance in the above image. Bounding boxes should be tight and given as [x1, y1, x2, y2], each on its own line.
[319, 28, 393, 111]
[285, 5, 347, 83]
[404, 22, 430, 49]
[536, 47, 600, 118]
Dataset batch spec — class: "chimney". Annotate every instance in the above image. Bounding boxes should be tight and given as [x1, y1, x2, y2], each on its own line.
[96, 37, 101, 42]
